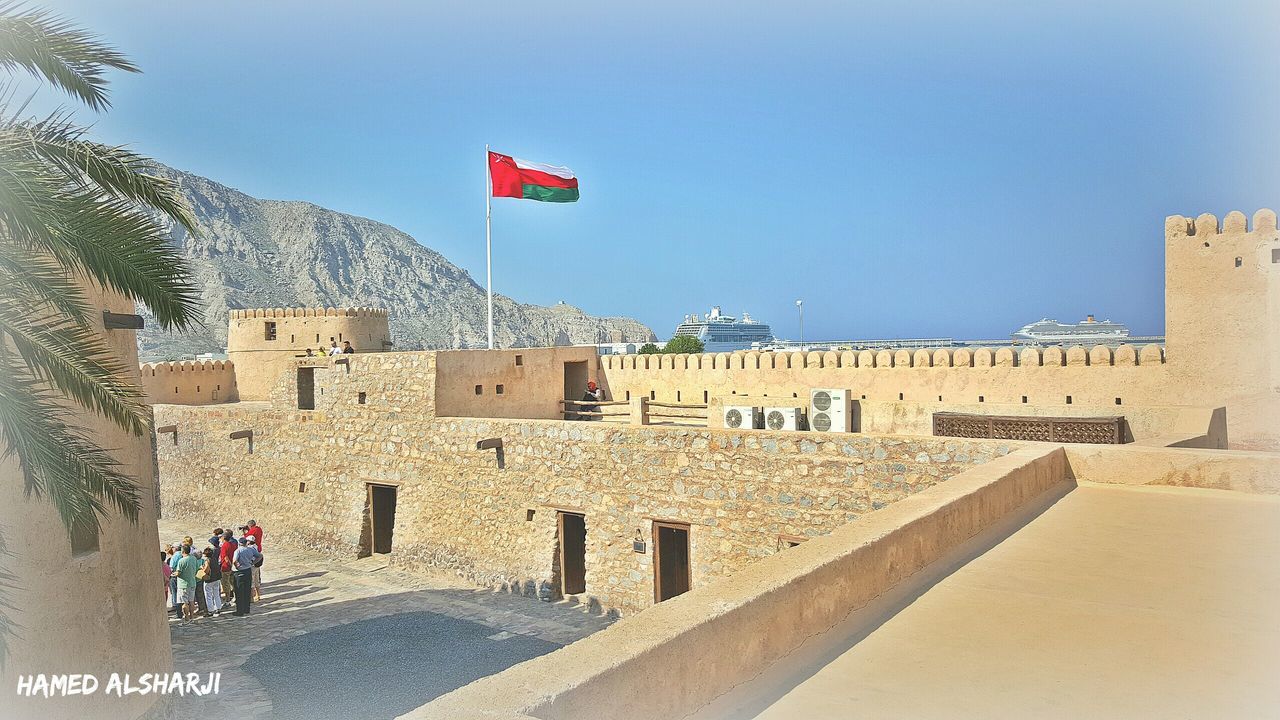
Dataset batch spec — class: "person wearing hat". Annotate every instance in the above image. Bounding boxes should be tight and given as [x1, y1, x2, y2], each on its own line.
[230, 536, 261, 616]
[579, 380, 603, 421]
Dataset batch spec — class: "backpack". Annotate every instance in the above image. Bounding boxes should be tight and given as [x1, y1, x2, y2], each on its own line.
[252, 552, 264, 568]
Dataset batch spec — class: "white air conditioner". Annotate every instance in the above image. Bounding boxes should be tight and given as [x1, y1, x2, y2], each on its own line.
[763, 407, 802, 432]
[809, 388, 852, 433]
[722, 405, 761, 430]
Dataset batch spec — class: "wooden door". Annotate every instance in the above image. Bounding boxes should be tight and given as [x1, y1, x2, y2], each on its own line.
[557, 511, 586, 596]
[653, 521, 691, 602]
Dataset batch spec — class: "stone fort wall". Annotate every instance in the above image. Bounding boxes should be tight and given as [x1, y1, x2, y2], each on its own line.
[154, 351, 1015, 616]
[140, 359, 238, 405]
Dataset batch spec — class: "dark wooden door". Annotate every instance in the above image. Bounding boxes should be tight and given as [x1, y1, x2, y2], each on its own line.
[297, 367, 315, 410]
[558, 512, 587, 596]
[370, 485, 397, 554]
[653, 521, 691, 602]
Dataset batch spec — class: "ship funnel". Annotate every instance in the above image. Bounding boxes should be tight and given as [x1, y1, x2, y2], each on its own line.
[1086, 314, 1096, 323]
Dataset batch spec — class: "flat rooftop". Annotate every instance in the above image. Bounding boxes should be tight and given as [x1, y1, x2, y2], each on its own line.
[698, 482, 1280, 719]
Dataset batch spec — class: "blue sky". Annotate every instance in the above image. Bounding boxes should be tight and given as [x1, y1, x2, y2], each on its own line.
[38, 0, 1280, 340]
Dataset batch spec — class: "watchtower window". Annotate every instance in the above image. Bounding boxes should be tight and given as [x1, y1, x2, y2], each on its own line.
[496, 384, 505, 395]
[1235, 257, 1243, 268]
[264, 321, 277, 341]
[475, 385, 483, 395]
[515, 354, 524, 367]
[70, 521, 98, 556]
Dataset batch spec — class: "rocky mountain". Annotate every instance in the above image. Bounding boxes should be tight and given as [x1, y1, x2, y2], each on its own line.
[136, 163, 654, 360]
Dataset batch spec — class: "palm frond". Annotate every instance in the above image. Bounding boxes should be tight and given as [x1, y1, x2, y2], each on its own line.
[0, 129, 202, 330]
[0, 1, 137, 110]
[16, 112, 197, 234]
[0, 294, 148, 435]
[0, 352, 141, 533]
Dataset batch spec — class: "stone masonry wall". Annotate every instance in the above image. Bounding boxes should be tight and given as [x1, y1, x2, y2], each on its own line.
[155, 363, 1014, 615]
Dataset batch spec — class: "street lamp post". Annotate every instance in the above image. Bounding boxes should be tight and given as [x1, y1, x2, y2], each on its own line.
[795, 299, 804, 349]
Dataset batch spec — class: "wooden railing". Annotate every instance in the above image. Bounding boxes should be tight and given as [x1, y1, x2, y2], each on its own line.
[558, 398, 708, 426]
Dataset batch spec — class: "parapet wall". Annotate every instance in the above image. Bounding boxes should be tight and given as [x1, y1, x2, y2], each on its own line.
[600, 343, 1170, 410]
[141, 359, 238, 405]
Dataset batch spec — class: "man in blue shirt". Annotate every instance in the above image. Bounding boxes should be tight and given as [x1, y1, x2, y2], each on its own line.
[231, 536, 262, 616]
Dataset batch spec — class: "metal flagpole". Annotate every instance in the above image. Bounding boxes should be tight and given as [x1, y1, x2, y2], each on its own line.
[486, 144, 494, 349]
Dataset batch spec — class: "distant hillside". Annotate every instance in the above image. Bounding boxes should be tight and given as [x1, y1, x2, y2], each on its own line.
[136, 163, 655, 360]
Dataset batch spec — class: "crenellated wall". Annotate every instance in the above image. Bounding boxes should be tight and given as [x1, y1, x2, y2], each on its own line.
[600, 343, 1173, 420]
[227, 306, 393, 400]
[602, 208, 1279, 450]
[140, 359, 238, 405]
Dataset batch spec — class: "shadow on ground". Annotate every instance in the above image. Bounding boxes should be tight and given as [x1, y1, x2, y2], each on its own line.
[242, 609, 559, 720]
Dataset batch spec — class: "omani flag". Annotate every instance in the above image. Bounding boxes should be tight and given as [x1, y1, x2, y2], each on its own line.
[488, 151, 579, 203]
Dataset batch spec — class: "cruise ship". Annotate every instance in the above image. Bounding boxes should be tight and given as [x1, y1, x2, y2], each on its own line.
[1011, 315, 1131, 344]
[673, 306, 774, 352]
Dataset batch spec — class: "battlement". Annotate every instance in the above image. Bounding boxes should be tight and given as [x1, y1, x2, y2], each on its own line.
[1165, 209, 1277, 238]
[142, 359, 234, 374]
[140, 359, 238, 405]
[229, 306, 388, 319]
[602, 344, 1165, 371]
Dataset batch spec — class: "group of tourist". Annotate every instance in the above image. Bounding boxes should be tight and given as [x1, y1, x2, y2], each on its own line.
[302, 340, 356, 357]
[162, 520, 265, 622]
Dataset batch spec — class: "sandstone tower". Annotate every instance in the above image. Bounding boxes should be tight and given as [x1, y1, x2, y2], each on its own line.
[1164, 210, 1279, 449]
[227, 307, 392, 400]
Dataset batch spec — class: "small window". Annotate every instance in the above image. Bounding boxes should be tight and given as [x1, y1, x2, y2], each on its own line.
[291, 334, 295, 343]
[70, 521, 98, 556]
[625, 390, 631, 401]
[339, 333, 343, 341]
[938, 395, 942, 402]
[358, 392, 367, 404]
[316, 333, 320, 343]
[1235, 257, 1243, 268]
[898, 392, 904, 401]
[1021, 396, 1028, 404]
[298, 482, 306, 493]
[676, 390, 681, 402]
[978, 395, 984, 402]
[475, 385, 483, 395]
[861, 394, 866, 400]
[496, 384, 505, 395]
[703, 391, 709, 403]
[264, 321, 277, 341]
[1272, 248, 1279, 263]
[650, 390, 656, 400]
[1115, 397, 1122, 405]
[196, 385, 200, 393]
[1066, 395, 1073, 405]
[526, 509, 536, 521]
[515, 355, 524, 366]
[174, 386, 178, 393]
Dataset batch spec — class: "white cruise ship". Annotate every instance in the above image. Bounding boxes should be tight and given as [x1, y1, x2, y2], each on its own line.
[1012, 315, 1130, 344]
[673, 306, 774, 352]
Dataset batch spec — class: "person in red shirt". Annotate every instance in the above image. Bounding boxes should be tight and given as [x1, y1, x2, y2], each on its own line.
[245, 519, 264, 551]
[245, 520, 265, 602]
[218, 529, 237, 602]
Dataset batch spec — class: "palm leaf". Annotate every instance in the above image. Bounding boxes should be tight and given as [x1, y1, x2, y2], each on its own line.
[0, 1, 137, 110]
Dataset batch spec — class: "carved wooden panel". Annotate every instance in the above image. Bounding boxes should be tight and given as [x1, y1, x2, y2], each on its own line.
[933, 412, 1124, 444]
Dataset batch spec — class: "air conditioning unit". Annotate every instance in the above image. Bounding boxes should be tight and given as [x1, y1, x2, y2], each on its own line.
[763, 407, 802, 432]
[809, 388, 852, 433]
[722, 405, 761, 430]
